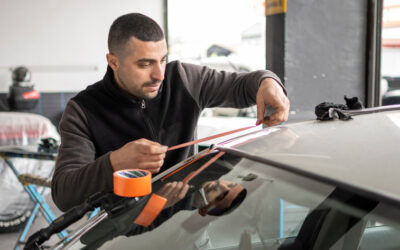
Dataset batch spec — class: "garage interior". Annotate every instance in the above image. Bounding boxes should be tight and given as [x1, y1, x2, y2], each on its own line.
[0, 0, 399, 249]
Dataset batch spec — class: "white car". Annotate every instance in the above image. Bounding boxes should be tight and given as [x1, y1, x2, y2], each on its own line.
[27, 105, 400, 250]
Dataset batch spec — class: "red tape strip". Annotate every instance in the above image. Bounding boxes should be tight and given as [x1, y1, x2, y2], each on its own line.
[167, 125, 257, 151]
[182, 151, 225, 184]
[163, 125, 258, 183]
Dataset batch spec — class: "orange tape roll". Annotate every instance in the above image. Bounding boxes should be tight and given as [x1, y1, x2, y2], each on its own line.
[134, 193, 167, 227]
[113, 169, 152, 197]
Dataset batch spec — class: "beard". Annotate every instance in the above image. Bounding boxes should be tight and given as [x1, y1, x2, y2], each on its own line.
[143, 79, 162, 88]
[140, 79, 162, 99]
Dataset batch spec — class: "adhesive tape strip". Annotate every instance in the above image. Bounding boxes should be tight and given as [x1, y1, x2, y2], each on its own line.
[113, 169, 152, 197]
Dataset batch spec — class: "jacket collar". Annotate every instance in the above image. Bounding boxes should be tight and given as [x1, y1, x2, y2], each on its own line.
[102, 66, 163, 105]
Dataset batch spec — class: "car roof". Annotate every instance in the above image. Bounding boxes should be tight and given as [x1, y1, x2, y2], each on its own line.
[218, 108, 400, 205]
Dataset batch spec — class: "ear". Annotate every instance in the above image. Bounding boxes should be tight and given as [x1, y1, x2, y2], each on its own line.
[106, 53, 120, 71]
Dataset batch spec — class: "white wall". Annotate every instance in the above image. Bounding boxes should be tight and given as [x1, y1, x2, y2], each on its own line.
[0, 0, 164, 92]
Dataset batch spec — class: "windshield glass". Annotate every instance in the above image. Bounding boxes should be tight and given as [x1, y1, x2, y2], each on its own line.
[54, 151, 400, 250]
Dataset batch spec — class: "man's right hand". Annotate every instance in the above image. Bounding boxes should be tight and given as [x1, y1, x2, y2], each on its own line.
[109, 138, 168, 173]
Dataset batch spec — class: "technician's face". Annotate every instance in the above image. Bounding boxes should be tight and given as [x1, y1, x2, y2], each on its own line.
[108, 36, 168, 99]
[202, 180, 237, 203]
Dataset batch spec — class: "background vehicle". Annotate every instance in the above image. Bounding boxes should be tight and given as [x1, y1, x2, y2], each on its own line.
[382, 77, 400, 105]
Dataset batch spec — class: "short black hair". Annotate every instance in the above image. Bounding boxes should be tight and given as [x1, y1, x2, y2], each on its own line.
[108, 13, 164, 56]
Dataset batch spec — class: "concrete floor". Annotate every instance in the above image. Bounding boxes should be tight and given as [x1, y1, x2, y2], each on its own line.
[0, 193, 63, 250]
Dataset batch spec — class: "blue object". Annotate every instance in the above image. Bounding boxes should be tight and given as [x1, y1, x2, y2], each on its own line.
[280, 199, 284, 238]
[1, 151, 68, 250]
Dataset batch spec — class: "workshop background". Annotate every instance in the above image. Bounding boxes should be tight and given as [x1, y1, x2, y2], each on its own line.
[0, 0, 399, 249]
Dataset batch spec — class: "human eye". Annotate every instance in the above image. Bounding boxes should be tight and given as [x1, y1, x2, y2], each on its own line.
[138, 62, 151, 68]
[216, 191, 229, 202]
[212, 180, 220, 191]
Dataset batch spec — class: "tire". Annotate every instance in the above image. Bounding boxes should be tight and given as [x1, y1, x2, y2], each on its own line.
[0, 195, 35, 233]
[0, 208, 33, 233]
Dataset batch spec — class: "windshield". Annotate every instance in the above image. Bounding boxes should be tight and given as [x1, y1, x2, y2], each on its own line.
[54, 150, 400, 250]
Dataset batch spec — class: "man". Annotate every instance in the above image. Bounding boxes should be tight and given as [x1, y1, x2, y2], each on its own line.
[51, 13, 289, 211]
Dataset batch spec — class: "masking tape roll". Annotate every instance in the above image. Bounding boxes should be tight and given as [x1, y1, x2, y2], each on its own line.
[113, 169, 152, 197]
[134, 193, 167, 227]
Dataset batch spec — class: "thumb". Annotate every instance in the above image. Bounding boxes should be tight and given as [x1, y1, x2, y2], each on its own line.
[256, 96, 266, 125]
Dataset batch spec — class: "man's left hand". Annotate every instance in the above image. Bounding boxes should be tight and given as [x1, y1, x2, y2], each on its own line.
[256, 78, 290, 126]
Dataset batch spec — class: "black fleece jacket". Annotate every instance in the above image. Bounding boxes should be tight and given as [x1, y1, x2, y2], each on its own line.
[51, 60, 283, 211]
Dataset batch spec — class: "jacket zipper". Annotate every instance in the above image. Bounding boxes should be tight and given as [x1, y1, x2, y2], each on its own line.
[140, 100, 158, 141]
[141, 100, 146, 109]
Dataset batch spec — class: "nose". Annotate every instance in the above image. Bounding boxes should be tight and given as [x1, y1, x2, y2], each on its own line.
[151, 63, 165, 81]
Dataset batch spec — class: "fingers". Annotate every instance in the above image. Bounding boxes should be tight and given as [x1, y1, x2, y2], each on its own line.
[164, 182, 186, 199]
[136, 147, 166, 173]
[134, 140, 167, 172]
[137, 139, 168, 154]
[136, 161, 163, 173]
[110, 138, 168, 172]
[259, 111, 285, 127]
[268, 95, 290, 126]
[178, 182, 190, 199]
[256, 78, 290, 126]
[162, 182, 187, 196]
[137, 153, 166, 162]
[256, 99, 266, 126]
[157, 182, 190, 208]
[157, 181, 176, 197]
[260, 103, 289, 127]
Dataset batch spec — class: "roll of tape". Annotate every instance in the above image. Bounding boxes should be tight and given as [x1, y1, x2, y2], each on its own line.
[113, 169, 152, 197]
[134, 193, 167, 227]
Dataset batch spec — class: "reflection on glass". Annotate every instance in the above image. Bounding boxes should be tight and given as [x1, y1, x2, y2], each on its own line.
[196, 180, 247, 217]
[58, 153, 249, 249]
[37, 150, 400, 250]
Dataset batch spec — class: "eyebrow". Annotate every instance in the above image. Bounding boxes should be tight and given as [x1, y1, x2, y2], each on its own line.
[136, 53, 168, 64]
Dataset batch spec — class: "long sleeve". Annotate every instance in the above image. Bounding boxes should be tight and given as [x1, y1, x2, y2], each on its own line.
[51, 62, 285, 211]
[51, 100, 114, 211]
[175, 61, 286, 110]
